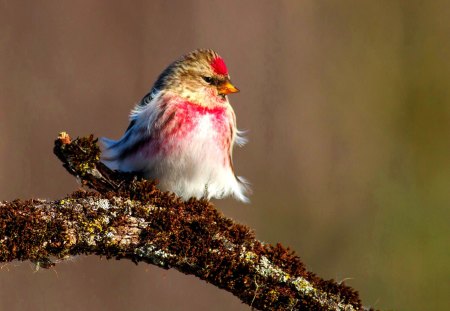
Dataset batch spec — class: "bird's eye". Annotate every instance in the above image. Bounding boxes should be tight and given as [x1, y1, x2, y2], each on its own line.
[202, 76, 213, 84]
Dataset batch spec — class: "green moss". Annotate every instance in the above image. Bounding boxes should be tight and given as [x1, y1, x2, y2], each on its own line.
[48, 133, 367, 310]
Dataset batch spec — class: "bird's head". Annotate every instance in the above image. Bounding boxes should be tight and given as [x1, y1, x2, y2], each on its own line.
[154, 49, 239, 106]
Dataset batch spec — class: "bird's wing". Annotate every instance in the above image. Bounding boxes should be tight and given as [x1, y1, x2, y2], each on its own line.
[125, 90, 156, 132]
[101, 90, 161, 166]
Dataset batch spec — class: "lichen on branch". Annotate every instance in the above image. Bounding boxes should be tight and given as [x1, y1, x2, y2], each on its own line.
[0, 132, 370, 311]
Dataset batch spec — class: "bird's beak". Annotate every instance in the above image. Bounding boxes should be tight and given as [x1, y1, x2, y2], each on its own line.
[218, 80, 239, 96]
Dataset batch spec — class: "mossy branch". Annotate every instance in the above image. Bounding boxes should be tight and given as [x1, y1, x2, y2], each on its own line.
[0, 132, 370, 311]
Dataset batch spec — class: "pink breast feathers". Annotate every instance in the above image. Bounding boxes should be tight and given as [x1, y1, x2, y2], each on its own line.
[210, 57, 228, 75]
[156, 100, 232, 166]
[160, 100, 230, 149]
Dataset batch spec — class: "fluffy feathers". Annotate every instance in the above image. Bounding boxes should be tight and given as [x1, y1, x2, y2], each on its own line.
[101, 49, 249, 202]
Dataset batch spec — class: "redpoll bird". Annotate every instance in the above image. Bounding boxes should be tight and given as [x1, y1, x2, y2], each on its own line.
[101, 49, 249, 202]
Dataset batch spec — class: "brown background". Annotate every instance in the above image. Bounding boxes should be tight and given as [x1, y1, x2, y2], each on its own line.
[1, 1, 449, 310]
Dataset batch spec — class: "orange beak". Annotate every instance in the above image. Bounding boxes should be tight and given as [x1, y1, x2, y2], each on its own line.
[218, 80, 239, 96]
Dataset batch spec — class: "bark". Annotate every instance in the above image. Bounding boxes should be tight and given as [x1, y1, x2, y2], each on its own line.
[0, 132, 370, 311]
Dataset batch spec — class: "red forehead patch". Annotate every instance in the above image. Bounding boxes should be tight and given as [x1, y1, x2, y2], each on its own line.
[211, 57, 228, 75]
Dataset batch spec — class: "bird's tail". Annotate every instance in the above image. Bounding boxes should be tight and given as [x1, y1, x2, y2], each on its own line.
[100, 129, 146, 173]
[100, 137, 122, 171]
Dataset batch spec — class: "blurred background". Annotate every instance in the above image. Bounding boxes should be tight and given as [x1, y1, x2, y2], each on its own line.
[1, 1, 449, 310]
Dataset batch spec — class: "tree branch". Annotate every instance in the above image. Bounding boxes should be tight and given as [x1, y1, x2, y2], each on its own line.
[0, 132, 370, 311]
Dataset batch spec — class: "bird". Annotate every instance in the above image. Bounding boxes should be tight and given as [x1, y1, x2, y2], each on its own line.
[101, 49, 250, 202]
